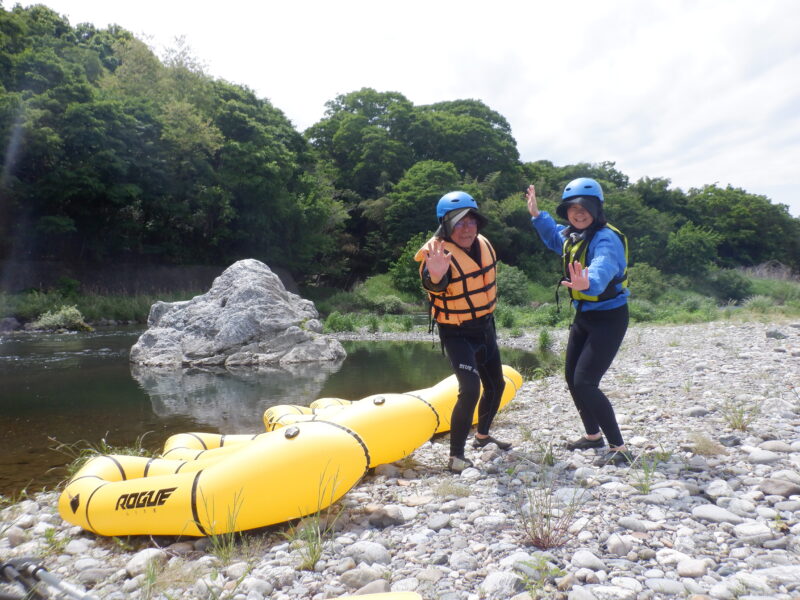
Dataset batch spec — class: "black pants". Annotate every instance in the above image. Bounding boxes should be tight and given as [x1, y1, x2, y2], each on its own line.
[439, 317, 506, 458]
[565, 304, 629, 448]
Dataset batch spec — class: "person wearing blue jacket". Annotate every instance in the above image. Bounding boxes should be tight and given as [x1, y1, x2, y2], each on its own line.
[527, 178, 634, 466]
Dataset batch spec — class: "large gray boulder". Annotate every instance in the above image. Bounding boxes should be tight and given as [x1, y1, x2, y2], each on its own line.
[129, 259, 346, 367]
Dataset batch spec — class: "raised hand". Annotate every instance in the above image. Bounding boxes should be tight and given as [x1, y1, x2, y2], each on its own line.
[424, 239, 452, 283]
[526, 184, 539, 217]
[561, 260, 589, 291]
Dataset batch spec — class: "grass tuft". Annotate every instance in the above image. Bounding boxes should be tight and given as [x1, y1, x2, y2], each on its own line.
[49, 433, 156, 481]
[283, 469, 345, 571]
[719, 397, 760, 431]
[689, 432, 727, 456]
[518, 456, 586, 549]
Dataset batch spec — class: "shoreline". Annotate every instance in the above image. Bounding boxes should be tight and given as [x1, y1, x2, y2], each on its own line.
[2, 320, 800, 599]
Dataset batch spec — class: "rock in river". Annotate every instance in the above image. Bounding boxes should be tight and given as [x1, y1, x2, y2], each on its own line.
[129, 259, 346, 367]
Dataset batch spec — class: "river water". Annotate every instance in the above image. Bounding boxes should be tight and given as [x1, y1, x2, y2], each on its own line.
[0, 329, 539, 498]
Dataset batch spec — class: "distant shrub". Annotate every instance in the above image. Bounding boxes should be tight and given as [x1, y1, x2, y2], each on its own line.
[537, 329, 552, 353]
[626, 263, 666, 303]
[497, 262, 531, 306]
[366, 314, 380, 333]
[373, 295, 405, 315]
[323, 311, 355, 332]
[741, 261, 797, 281]
[742, 295, 774, 313]
[708, 269, 753, 303]
[389, 232, 431, 296]
[528, 304, 562, 327]
[30, 305, 92, 331]
[316, 290, 371, 315]
[751, 278, 800, 304]
[494, 305, 516, 328]
[628, 299, 657, 323]
[664, 222, 721, 275]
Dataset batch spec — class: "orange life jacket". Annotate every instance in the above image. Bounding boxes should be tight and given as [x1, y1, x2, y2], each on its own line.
[415, 235, 497, 326]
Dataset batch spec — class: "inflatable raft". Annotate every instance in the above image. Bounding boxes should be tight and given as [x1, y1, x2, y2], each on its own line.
[58, 366, 522, 536]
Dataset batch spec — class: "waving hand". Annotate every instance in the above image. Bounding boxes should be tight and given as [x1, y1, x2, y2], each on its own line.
[424, 239, 451, 283]
[561, 261, 590, 291]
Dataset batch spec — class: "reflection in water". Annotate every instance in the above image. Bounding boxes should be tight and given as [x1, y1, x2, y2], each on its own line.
[0, 330, 540, 497]
[130, 359, 345, 432]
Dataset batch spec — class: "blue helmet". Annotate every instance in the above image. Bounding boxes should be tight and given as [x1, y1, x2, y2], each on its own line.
[436, 191, 478, 221]
[434, 191, 488, 238]
[562, 178, 604, 202]
[557, 178, 604, 221]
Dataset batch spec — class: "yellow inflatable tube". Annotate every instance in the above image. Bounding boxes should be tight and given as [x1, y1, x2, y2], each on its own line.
[264, 393, 440, 468]
[265, 364, 523, 436]
[59, 367, 523, 537]
[59, 421, 369, 537]
[161, 366, 522, 473]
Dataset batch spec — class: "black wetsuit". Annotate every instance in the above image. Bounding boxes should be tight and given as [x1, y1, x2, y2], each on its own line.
[565, 303, 629, 447]
[422, 239, 506, 458]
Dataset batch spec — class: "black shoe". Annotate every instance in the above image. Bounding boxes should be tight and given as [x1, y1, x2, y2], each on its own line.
[595, 449, 635, 467]
[447, 456, 474, 473]
[566, 436, 605, 450]
[472, 435, 512, 450]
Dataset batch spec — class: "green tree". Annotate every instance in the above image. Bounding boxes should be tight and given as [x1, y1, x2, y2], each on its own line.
[411, 99, 523, 197]
[603, 189, 676, 270]
[664, 222, 721, 275]
[389, 231, 432, 296]
[630, 176, 688, 215]
[305, 88, 415, 198]
[686, 184, 800, 269]
[496, 261, 531, 306]
[99, 36, 164, 100]
[382, 161, 462, 256]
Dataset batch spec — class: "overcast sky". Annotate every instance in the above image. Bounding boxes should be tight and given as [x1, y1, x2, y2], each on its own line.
[30, 0, 800, 217]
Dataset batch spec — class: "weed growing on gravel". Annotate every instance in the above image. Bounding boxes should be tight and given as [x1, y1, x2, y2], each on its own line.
[520, 555, 566, 598]
[519, 426, 534, 443]
[434, 480, 470, 498]
[518, 463, 586, 549]
[142, 558, 161, 600]
[199, 489, 244, 565]
[144, 559, 202, 600]
[42, 526, 68, 555]
[719, 398, 760, 431]
[284, 470, 344, 570]
[628, 444, 672, 493]
[534, 440, 555, 467]
[689, 433, 727, 456]
[788, 385, 800, 413]
[616, 373, 637, 386]
[286, 506, 342, 570]
[537, 329, 552, 353]
[395, 455, 421, 470]
[49, 433, 155, 479]
[629, 454, 662, 494]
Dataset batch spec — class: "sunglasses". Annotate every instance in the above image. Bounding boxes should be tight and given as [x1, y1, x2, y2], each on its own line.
[452, 217, 478, 230]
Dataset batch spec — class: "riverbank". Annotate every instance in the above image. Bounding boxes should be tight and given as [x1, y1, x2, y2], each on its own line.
[2, 320, 800, 600]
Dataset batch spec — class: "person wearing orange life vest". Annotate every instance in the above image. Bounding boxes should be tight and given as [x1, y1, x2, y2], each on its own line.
[527, 178, 634, 467]
[413, 191, 509, 474]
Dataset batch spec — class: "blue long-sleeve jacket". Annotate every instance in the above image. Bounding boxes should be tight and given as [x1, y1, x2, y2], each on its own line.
[531, 211, 629, 312]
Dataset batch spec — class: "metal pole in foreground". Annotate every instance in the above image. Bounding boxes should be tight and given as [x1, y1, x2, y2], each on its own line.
[1, 559, 99, 600]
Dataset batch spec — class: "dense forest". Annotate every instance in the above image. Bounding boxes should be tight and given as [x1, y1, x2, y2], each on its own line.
[1, 3, 799, 292]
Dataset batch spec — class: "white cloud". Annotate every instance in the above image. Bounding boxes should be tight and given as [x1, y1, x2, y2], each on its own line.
[25, 0, 800, 216]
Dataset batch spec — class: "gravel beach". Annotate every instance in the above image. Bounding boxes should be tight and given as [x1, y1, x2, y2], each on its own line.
[2, 320, 800, 600]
